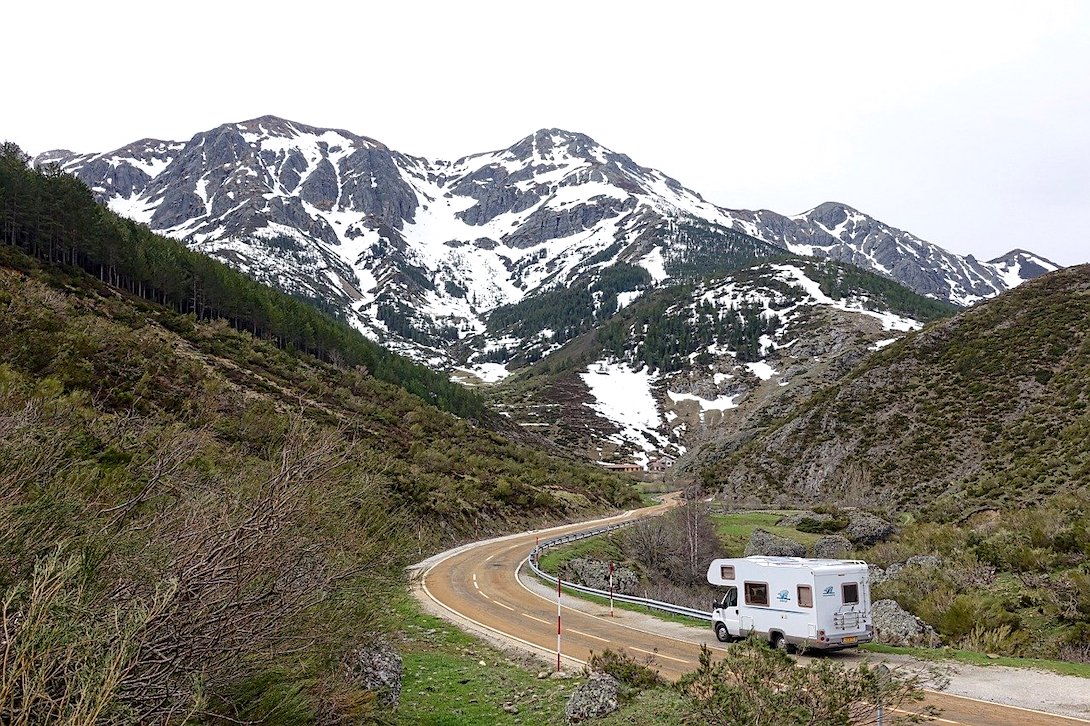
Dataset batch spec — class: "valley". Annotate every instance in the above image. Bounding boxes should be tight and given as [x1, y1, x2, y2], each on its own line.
[5, 114, 1089, 723]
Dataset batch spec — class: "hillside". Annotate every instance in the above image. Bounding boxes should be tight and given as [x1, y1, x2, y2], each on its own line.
[0, 148, 636, 722]
[484, 258, 956, 465]
[37, 116, 1057, 365]
[702, 264, 1090, 517]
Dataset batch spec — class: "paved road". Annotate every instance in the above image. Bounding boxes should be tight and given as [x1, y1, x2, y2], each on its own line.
[413, 502, 1090, 725]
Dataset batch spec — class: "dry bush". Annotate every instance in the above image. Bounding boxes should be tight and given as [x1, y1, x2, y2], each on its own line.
[0, 398, 406, 723]
[958, 624, 1029, 656]
[0, 549, 156, 725]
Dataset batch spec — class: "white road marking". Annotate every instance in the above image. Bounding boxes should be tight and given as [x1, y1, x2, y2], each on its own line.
[523, 613, 550, 625]
[493, 600, 516, 612]
[919, 691, 1090, 724]
[417, 570, 585, 669]
[567, 628, 609, 643]
[893, 707, 960, 724]
[627, 646, 691, 664]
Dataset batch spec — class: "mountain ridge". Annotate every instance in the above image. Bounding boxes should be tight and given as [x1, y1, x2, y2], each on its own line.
[36, 115, 1060, 367]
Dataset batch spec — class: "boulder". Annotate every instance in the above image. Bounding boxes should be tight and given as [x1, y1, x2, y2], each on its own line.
[868, 564, 896, 587]
[565, 558, 639, 594]
[871, 599, 940, 647]
[343, 640, 403, 708]
[906, 554, 942, 569]
[812, 535, 852, 559]
[870, 556, 941, 586]
[745, 528, 806, 557]
[566, 672, 621, 723]
[844, 512, 897, 546]
[777, 511, 833, 528]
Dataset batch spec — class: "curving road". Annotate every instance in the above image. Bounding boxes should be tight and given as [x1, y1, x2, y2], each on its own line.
[412, 501, 1090, 725]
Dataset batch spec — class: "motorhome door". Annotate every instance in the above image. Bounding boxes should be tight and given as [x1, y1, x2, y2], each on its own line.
[718, 586, 741, 634]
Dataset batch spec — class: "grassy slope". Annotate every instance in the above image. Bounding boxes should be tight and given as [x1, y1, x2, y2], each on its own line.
[0, 243, 640, 722]
[705, 264, 1090, 515]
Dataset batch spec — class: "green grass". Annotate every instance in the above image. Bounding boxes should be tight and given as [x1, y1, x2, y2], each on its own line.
[712, 511, 825, 556]
[633, 481, 683, 496]
[860, 643, 1090, 679]
[536, 533, 626, 575]
[593, 687, 687, 725]
[392, 597, 574, 724]
[393, 594, 696, 724]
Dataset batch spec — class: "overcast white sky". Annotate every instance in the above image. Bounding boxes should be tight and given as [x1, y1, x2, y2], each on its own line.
[4, 1, 1088, 265]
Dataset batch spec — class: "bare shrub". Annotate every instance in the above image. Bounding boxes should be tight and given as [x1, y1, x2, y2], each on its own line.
[958, 624, 1029, 656]
[0, 549, 156, 725]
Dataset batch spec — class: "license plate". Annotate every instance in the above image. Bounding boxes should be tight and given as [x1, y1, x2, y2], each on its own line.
[842, 636, 857, 644]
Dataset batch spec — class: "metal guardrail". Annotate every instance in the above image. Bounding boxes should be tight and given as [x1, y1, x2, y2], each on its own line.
[526, 518, 713, 622]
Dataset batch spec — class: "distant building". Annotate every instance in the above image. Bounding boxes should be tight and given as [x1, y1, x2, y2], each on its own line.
[647, 454, 676, 473]
[598, 462, 642, 473]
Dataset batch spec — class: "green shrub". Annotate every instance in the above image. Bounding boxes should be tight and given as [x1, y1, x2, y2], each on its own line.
[937, 594, 1019, 640]
[958, 624, 1030, 656]
[795, 516, 848, 534]
[587, 649, 665, 692]
[676, 639, 932, 725]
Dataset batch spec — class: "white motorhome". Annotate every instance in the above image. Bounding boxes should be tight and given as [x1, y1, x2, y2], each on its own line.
[706, 556, 873, 652]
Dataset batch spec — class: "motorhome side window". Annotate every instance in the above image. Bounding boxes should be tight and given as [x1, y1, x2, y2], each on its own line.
[797, 585, 813, 608]
[743, 582, 769, 606]
[720, 565, 735, 580]
[842, 582, 859, 604]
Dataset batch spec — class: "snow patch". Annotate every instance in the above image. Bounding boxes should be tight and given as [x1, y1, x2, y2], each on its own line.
[452, 363, 510, 384]
[667, 390, 740, 411]
[639, 247, 668, 283]
[745, 361, 778, 380]
[580, 362, 667, 462]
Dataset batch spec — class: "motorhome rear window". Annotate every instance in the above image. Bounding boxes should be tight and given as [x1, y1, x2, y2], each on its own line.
[744, 582, 769, 606]
[842, 583, 859, 604]
[720, 565, 735, 580]
[798, 585, 813, 608]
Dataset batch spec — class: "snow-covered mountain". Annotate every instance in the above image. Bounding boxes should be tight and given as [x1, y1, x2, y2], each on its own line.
[490, 257, 952, 467]
[37, 115, 1059, 367]
[727, 203, 1061, 306]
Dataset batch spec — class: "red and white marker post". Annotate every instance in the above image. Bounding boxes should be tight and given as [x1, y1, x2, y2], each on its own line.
[608, 560, 615, 617]
[556, 568, 562, 672]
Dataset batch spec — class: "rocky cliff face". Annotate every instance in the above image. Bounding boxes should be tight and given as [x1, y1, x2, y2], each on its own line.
[38, 116, 1060, 366]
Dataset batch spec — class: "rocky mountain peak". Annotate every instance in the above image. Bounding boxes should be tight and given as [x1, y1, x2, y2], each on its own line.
[796, 201, 869, 236]
[986, 249, 1061, 285]
[36, 116, 1062, 366]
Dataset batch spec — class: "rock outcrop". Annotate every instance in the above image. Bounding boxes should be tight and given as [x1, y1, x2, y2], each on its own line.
[844, 512, 897, 546]
[871, 599, 940, 647]
[343, 640, 403, 708]
[745, 528, 806, 557]
[565, 557, 639, 595]
[812, 535, 852, 559]
[566, 672, 621, 723]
